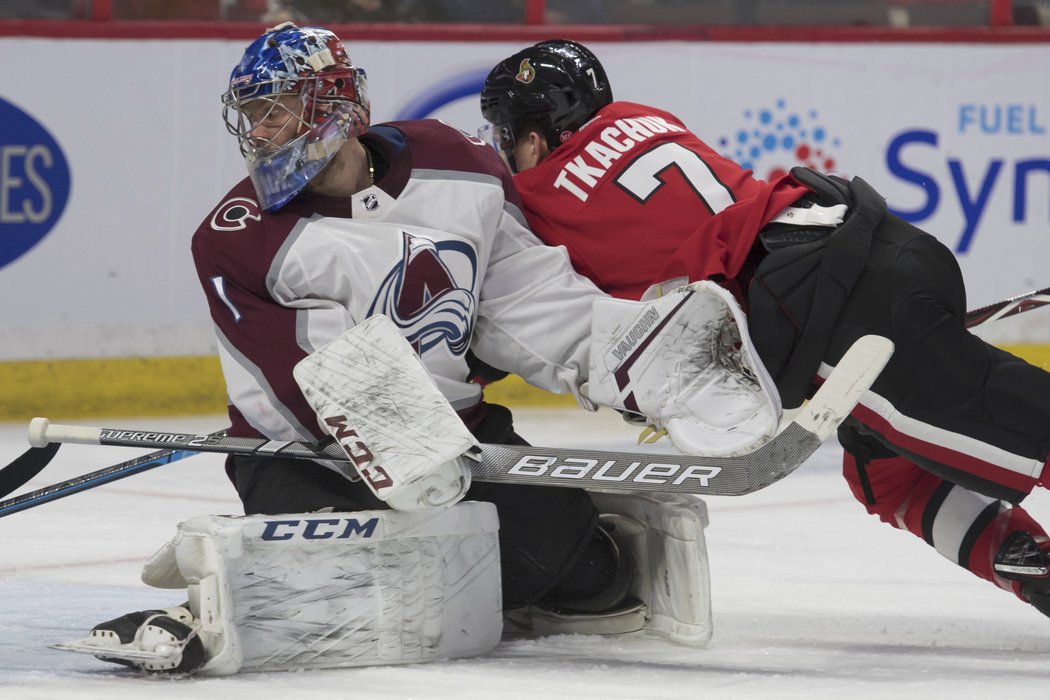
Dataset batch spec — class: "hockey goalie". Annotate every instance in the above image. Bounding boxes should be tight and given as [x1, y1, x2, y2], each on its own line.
[51, 278, 785, 675]
[45, 21, 898, 678]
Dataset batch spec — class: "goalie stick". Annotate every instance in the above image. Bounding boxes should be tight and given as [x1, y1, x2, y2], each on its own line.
[0, 335, 892, 517]
[2, 280, 1042, 515]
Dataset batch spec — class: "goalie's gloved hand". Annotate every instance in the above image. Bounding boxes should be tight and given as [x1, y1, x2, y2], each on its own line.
[587, 281, 782, 458]
[381, 453, 476, 512]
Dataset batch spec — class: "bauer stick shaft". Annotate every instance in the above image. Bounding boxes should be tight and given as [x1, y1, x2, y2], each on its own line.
[0, 335, 892, 515]
[4, 280, 1041, 514]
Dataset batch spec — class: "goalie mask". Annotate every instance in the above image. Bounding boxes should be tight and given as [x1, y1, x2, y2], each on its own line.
[479, 39, 612, 172]
[222, 23, 370, 211]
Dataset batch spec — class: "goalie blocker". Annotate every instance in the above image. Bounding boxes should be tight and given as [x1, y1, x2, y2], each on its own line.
[292, 314, 480, 512]
[54, 495, 713, 675]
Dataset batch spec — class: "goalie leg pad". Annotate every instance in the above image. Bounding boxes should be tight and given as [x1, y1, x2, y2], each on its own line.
[590, 491, 713, 647]
[505, 598, 648, 637]
[504, 492, 713, 646]
[56, 502, 502, 676]
[586, 281, 782, 458]
[504, 525, 646, 636]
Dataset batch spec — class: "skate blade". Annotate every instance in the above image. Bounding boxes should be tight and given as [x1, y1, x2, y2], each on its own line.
[51, 638, 178, 663]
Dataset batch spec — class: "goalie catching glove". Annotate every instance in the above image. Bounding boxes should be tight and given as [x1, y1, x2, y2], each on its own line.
[293, 315, 480, 511]
[586, 281, 782, 458]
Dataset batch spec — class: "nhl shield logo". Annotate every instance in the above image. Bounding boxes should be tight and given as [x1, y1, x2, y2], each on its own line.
[516, 58, 535, 84]
[362, 193, 380, 211]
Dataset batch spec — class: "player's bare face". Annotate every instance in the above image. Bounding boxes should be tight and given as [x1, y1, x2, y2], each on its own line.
[243, 95, 305, 153]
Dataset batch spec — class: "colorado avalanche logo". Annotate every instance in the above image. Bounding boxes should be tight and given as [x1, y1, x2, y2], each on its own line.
[369, 231, 477, 355]
[211, 197, 262, 231]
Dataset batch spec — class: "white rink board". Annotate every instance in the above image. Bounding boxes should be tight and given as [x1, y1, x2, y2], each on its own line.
[1, 38, 1049, 361]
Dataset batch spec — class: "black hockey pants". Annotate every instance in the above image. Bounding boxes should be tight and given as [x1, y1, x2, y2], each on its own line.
[825, 215, 1050, 501]
[750, 178, 1050, 502]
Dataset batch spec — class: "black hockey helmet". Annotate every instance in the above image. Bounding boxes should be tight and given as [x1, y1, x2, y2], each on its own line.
[480, 39, 613, 159]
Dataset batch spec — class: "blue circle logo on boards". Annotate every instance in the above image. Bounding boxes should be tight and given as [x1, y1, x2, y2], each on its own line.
[0, 97, 71, 269]
[393, 68, 490, 122]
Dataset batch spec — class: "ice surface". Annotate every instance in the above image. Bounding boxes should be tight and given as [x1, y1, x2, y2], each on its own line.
[1, 409, 1048, 699]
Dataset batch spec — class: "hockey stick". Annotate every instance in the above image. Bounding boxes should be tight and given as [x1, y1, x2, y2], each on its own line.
[0, 431, 227, 518]
[0, 442, 59, 498]
[6, 276, 1041, 516]
[2, 280, 1029, 507]
[965, 286, 1050, 328]
[0, 335, 892, 515]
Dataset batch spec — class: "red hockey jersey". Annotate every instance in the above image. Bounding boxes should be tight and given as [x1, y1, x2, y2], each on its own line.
[512, 101, 808, 301]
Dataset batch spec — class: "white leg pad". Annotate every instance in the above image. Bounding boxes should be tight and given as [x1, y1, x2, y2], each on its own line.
[590, 491, 713, 647]
[138, 502, 502, 675]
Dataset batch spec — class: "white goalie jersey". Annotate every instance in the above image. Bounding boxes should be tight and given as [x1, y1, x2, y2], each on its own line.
[191, 120, 604, 450]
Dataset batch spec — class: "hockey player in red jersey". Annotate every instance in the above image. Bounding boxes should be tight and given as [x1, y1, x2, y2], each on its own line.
[480, 39, 1050, 621]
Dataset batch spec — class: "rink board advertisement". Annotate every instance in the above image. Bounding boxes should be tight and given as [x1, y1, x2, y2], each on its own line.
[1, 37, 1049, 415]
